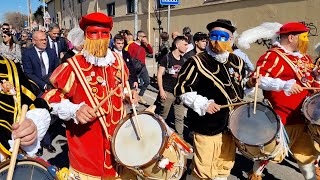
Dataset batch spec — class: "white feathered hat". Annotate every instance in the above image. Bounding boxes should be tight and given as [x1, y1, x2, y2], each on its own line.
[66, 7, 85, 47]
[67, 27, 85, 47]
[237, 22, 283, 49]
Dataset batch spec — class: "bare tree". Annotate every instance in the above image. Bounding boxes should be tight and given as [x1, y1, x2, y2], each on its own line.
[3, 12, 28, 30]
[33, 5, 44, 26]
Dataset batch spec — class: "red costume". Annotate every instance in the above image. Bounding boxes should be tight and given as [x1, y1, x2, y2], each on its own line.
[43, 13, 129, 178]
[257, 47, 315, 125]
[256, 22, 319, 125]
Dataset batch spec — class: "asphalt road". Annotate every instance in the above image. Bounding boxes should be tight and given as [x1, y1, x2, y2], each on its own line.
[42, 58, 306, 180]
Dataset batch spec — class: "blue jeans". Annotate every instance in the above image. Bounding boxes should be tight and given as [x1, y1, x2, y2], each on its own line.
[137, 66, 150, 96]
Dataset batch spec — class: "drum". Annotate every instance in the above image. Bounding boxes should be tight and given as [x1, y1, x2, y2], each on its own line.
[229, 102, 288, 161]
[302, 93, 320, 144]
[112, 112, 191, 180]
[0, 155, 57, 180]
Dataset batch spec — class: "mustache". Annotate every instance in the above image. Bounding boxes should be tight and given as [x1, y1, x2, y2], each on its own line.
[210, 41, 232, 53]
[83, 38, 110, 57]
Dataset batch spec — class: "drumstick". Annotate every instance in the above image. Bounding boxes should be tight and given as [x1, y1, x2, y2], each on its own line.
[94, 83, 122, 112]
[220, 101, 252, 109]
[7, 104, 28, 180]
[125, 81, 143, 139]
[253, 67, 260, 114]
[302, 87, 320, 90]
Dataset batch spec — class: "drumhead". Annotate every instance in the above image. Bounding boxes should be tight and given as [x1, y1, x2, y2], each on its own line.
[303, 93, 320, 123]
[112, 113, 165, 167]
[0, 160, 54, 179]
[229, 102, 279, 146]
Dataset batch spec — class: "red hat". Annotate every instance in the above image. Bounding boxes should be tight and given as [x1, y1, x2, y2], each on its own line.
[79, 12, 113, 30]
[276, 22, 309, 34]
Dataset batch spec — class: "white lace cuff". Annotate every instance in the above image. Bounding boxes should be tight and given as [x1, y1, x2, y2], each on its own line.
[180, 92, 213, 116]
[8, 108, 51, 157]
[283, 79, 296, 96]
[0, 153, 4, 162]
[259, 77, 296, 96]
[51, 99, 86, 124]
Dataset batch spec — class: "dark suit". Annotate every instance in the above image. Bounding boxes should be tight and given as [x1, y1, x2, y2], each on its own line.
[22, 46, 59, 91]
[47, 36, 68, 59]
[112, 48, 138, 88]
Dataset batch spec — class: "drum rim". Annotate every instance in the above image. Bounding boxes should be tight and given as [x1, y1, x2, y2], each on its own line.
[0, 156, 57, 179]
[302, 93, 319, 122]
[228, 102, 281, 147]
[111, 111, 169, 168]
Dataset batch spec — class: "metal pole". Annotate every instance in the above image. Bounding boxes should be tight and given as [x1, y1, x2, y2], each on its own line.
[134, 0, 138, 39]
[28, 0, 31, 30]
[167, 5, 170, 34]
[148, 0, 151, 44]
[43, 0, 46, 27]
[96, 0, 99, 12]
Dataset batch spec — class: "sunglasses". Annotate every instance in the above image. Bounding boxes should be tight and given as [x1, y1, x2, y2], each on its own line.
[2, 28, 9, 31]
[22, 35, 27, 37]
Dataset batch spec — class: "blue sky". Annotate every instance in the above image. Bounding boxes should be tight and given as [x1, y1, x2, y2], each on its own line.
[0, 0, 44, 22]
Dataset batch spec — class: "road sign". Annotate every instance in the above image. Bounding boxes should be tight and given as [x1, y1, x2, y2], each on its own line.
[160, 0, 180, 6]
[43, 11, 51, 19]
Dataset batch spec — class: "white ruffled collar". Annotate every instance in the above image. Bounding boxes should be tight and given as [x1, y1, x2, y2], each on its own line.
[206, 46, 229, 63]
[273, 41, 303, 58]
[83, 49, 116, 67]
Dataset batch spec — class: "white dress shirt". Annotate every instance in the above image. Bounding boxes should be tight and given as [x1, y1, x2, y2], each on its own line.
[34, 46, 49, 74]
[48, 36, 58, 57]
[114, 48, 123, 57]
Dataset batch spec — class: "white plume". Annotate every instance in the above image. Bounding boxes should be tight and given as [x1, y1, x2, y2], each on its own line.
[237, 22, 282, 49]
[67, 27, 84, 47]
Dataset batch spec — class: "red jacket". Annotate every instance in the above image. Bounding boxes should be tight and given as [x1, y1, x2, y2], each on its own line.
[257, 47, 316, 125]
[127, 41, 153, 64]
[43, 53, 128, 178]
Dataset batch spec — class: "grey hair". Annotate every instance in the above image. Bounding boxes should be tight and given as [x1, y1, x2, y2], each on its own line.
[48, 23, 60, 31]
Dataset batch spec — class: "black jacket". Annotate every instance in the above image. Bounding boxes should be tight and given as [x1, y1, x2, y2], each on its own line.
[112, 49, 138, 88]
[175, 52, 246, 135]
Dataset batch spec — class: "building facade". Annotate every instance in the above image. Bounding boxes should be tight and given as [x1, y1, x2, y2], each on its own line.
[47, 0, 320, 61]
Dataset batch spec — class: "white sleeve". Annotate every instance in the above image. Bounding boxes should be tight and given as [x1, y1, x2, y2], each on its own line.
[179, 92, 214, 116]
[244, 86, 255, 96]
[8, 108, 51, 157]
[259, 76, 296, 96]
[0, 153, 4, 162]
[50, 99, 85, 124]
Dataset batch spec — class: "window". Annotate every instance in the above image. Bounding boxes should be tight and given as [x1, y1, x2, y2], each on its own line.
[56, 14, 59, 24]
[62, 0, 65, 10]
[107, 3, 115, 16]
[127, 0, 135, 14]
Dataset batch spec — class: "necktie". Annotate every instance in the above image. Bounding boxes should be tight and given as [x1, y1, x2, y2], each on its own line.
[39, 51, 46, 76]
[52, 40, 57, 56]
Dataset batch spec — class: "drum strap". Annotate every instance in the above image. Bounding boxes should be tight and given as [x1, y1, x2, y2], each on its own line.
[67, 57, 111, 139]
[270, 49, 312, 88]
[191, 55, 233, 109]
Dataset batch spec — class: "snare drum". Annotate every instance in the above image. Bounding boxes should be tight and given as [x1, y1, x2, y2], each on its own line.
[302, 93, 320, 144]
[229, 102, 288, 161]
[0, 155, 58, 180]
[112, 112, 191, 180]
